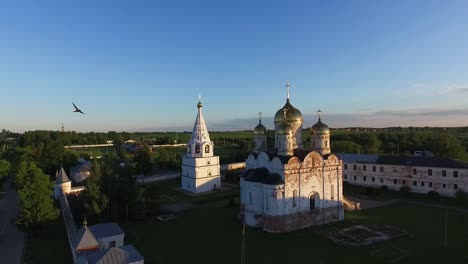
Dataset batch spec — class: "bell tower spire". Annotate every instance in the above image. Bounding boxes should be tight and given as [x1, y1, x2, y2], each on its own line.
[182, 98, 221, 193]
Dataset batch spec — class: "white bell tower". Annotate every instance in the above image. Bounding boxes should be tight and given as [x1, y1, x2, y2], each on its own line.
[181, 98, 221, 193]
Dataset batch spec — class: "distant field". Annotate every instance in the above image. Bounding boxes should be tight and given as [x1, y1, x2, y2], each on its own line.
[124, 202, 468, 264]
[67, 146, 115, 157]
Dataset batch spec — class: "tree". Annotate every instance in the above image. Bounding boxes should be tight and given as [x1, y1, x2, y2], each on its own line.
[332, 140, 362, 153]
[82, 160, 109, 219]
[430, 134, 467, 160]
[134, 147, 153, 175]
[0, 159, 10, 181]
[15, 161, 59, 230]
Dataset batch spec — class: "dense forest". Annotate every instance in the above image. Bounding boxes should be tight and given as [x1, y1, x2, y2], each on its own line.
[1, 127, 468, 176]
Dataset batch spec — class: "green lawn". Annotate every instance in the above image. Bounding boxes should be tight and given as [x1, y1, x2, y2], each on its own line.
[124, 203, 468, 264]
[24, 218, 72, 264]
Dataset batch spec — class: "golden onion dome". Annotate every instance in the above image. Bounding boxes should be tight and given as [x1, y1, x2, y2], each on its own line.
[253, 120, 267, 135]
[274, 99, 303, 123]
[277, 121, 292, 135]
[311, 118, 330, 134]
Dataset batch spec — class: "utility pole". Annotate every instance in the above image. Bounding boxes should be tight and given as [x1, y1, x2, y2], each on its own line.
[444, 208, 448, 248]
[241, 219, 246, 264]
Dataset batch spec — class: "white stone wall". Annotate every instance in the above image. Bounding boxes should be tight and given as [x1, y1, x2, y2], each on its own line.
[253, 135, 267, 153]
[240, 180, 264, 226]
[54, 181, 71, 199]
[181, 155, 221, 193]
[98, 234, 124, 250]
[241, 152, 344, 228]
[343, 162, 467, 197]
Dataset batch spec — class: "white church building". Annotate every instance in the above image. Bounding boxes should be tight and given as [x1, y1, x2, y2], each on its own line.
[181, 99, 221, 193]
[240, 85, 344, 233]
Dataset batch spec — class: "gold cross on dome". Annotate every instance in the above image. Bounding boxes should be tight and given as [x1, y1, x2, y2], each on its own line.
[285, 82, 291, 99]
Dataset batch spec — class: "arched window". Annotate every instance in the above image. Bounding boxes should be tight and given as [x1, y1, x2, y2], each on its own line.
[292, 189, 297, 207]
[205, 145, 210, 153]
[325, 140, 328, 148]
[331, 184, 334, 200]
[195, 145, 200, 153]
[309, 194, 316, 210]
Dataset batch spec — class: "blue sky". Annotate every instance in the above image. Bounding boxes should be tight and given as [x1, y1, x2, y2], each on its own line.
[1, 0, 468, 132]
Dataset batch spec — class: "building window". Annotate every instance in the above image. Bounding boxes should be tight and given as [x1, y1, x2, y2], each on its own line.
[429, 182, 433, 188]
[187, 146, 191, 153]
[109, 241, 116, 248]
[428, 169, 432, 176]
[372, 166, 376, 172]
[413, 168, 417, 175]
[195, 145, 200, 153]
[394, 179, 397, 184]
[205, 145, 210, 153]
[453, 171, 458, 178]
[372, 177, 375, 182]
[380, 166, 384, 172]
[393, 167, 397, 173]
[413, 181, 417, 186]
[363, 165, 367, 171]
[325, 140, 328, 148]
[344, 164, 348, 170]
[443, 184, 446, 189]
[442, 170, 446, 177]
[380, 178, 384, 183]
[331, 185, 334, 200]
[208, 170, 212, 176]
[249, 192, 252, 205]
[402, 180, 406, 185]
[421, 181, 425, 187]
[363, 176, 367, 182]
[353, 175, 357, 181]
[344, 174, 347, 179]
[293, 190, 297, 207]
[353, 164, 357, 171]
[454, 184, 458, 190]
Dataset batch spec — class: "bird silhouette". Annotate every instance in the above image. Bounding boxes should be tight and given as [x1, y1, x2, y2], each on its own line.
[72, 102, 85, 114]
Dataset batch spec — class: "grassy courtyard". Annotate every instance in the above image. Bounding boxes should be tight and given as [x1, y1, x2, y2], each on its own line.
[124, 202, 468, 264]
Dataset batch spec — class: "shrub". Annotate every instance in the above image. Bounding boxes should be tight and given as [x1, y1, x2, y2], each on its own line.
[455, 190, 467, 204]
[380, 185, 389, 191]
[400, 186, 411, 193]
[428, 190, 439, 198]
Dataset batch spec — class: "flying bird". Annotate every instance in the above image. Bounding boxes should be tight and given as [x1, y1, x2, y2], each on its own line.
[72, 102, 85, 114]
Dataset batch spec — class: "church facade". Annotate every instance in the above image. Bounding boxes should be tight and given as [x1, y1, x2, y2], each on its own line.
[240, 87, 344, 233]
[181, 99, 221, 193]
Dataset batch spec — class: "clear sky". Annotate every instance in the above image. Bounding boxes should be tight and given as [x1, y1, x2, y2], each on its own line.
[2, 0, 468, 132]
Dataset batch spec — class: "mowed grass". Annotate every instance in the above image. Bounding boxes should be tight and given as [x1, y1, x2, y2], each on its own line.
[24, 217, 72, 264]
[124, 203, 468, 264]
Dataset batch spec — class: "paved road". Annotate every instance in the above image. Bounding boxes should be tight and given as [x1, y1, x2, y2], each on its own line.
[0, 178, 25, 264]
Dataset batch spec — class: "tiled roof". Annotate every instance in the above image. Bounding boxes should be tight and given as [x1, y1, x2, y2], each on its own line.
[338, 153, 468, 169]
[376, 155, 468, 169]
[56, 167, 70, 183]
[85, 245, 144, 264]
[241, 168, 284, 185]
[75, 226, 100, 251]
[89, 223, 124, 240]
